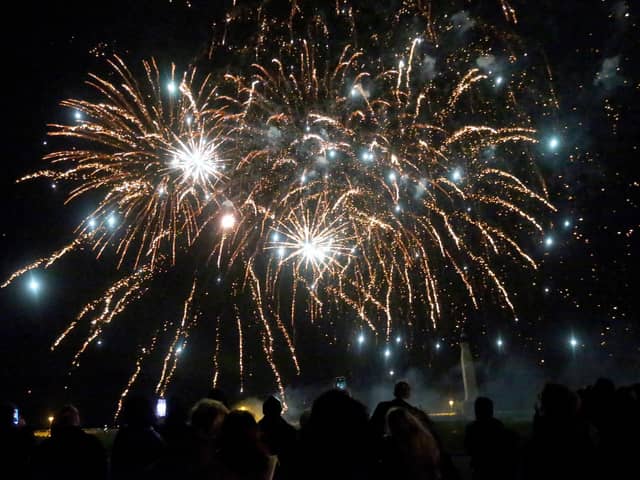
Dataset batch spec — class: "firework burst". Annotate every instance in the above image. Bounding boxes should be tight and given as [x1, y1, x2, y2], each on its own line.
[5, 0, 557, 415]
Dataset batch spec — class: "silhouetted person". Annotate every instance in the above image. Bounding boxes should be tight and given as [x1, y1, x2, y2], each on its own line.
[297, 389, 373, 480]
[111, 395, 165, 480]
[258, 396, 297, 480]
[0, 401, 35, 479]
[33, 404, 107, 480]
[158, 395, 191, 450]
[377, 407, 441, 480]
[464, 397, 516, 480]
[582, 378, 639, 478]
[218, 409, 274, 480]
[371, 381, 432, 437]
[154, 396, 215, 480]
[524, 383, 598, 480]
[371, 381, 459, 480]
[185, 398, 229, 478]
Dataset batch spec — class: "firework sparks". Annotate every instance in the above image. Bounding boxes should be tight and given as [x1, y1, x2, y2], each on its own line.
[6, 0, 555, 410]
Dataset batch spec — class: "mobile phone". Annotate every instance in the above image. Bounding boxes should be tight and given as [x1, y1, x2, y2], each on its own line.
[12, 408, 19, 426]
[156, 398, 167, 418]
[335, 376, 347, 390]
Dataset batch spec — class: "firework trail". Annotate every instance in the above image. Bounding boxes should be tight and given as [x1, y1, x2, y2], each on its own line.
[4, 0, 557, 413]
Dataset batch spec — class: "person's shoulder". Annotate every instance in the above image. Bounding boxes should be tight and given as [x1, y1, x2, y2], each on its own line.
[372, 400, 391, 412]
[83, 430, 106, 448]
[466, 420, 478, 430]
[493, 417, 506, 428]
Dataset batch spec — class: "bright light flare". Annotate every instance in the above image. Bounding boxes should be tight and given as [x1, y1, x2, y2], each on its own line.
[28, 278, 40, 293]
[221, 213, 237, 230]
[170, 136, 223, 188]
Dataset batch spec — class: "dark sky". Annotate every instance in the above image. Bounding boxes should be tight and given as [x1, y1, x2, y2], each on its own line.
[1, 0, 638, 425]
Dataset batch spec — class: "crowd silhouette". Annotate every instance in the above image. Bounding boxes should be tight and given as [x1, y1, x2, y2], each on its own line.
[1, 377, 638, 479]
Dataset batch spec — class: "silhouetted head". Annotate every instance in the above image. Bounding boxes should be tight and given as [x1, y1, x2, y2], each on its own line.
[385, 407, 440, 466]
[539, 383, 577, 420]
[221, 410, 260, 446]
[190, 398, 229, 438]
[474, 397, 494, 421]
[0, 401, 17, 428]
[394, 381, 411, 400]
[308, 389, 369, 440]
[54, 405, 80, 428]
[220, 410, 268, 474]
[121, 395, 156, 428]
[386, 407, 420, 437]
[262, 395, 282, 417]
[207, 388, 229, 408]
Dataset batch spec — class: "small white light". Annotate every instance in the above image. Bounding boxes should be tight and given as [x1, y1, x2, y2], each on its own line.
[186, 116, 192, 125]
[301, 174, 307, 183]
[277, 247, 285, 258]
[495, 76, 503, 86]
[564, 219, 571, 228]
[452, 168, 462, 182]
[42, 141, 48, 146]
[357, 334, 365, 345]
[545, 236, 554, 247]
[497, 338, 503, 347]
[570, 337, 578, 348]
[167, 81, 177, 94]
[388, 172, 396, 182]
[51, 183, 57, 189]
[97, 339, 103, 346]
[548, 136, 560, 150]
[88, 218, 97, 229]
[221, 213, 236, 230]
[389, 370, 395, 376]
[350, 87, 359, 97]
[272, 232, 280, 242]
[395, 336, 401, 344]
[394, 205, 401, 213]
[107, 214, 117, 228]
[216, 276, 222, 284]
[74, 111, 82, 120]
[176, 346, 183, 355]
[435, 342, 441, 350]
[384, 348, 391, 358]
[28, 278, 40, 293]
[328, 149, 337, 159]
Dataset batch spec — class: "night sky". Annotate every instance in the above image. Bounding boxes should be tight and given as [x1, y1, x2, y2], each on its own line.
[1, 0, 638, 425]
